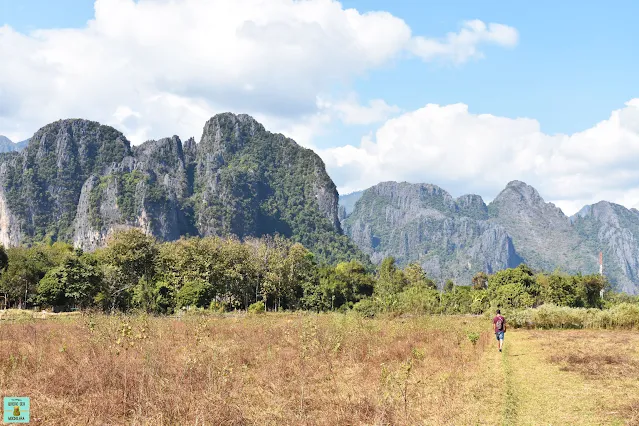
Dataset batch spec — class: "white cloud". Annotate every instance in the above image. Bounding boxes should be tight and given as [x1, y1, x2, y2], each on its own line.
[409, 20, 519, 64]
[0, 0, 516, 144]
[318, 93, 401, 125]
[321, 99, 639, 215]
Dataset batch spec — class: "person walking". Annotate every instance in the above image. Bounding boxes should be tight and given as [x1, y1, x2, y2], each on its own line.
[493, 309, 506, 352]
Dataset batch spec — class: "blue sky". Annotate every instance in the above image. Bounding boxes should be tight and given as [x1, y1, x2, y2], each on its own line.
[3, 0, 637, 136]
[318, 0, 639, 148]
[1, 0, 639, 212]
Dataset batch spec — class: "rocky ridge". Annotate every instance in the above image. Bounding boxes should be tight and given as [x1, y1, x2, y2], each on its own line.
[0, 115, 362, 264]
[343, 180, 639, 294]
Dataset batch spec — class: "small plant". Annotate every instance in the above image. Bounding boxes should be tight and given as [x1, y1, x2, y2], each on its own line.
[467, 331, 480, 346]
[248, 301, 265, 314]
[411, 347, 425, 360]
[209, 300, 226, 313]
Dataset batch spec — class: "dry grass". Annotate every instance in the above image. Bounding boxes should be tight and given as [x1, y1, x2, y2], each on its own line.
[544, 330, 639, 379]
[515, 329, 639, 425]
[0, 312, 497, 425]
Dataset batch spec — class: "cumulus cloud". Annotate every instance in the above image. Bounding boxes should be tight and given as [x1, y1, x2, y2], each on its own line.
[318, 93, 401, 125]
[321, 99, 639, 214]
[0, 0, 516, 143]
[409, 20, 519, 64]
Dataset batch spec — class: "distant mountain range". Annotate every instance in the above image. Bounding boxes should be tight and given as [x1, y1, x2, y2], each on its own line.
[341, 181, 639, 294]
[0, 135, 29, 153]
[4, 117, 639, 294]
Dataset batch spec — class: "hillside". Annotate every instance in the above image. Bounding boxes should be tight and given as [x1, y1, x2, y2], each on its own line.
[342, 180, 639, 294]
[338, 190, 364, 221]
[342, 182, 522, 285]
[0, 135, 28, 153]
[0, 115, 363, 264]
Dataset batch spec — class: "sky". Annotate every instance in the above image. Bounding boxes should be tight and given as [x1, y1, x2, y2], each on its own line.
[1, 0, 639, 215]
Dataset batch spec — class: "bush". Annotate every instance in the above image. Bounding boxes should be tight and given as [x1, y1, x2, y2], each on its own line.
[397, 287, 440, 314]
[353, 298, 379, 318]
[248, 301, 265, 314]
[176, 280, 211, 308]
[507, 303, 639, 330]
[209, 300, 226, 313]
[467, 331, 480, 345]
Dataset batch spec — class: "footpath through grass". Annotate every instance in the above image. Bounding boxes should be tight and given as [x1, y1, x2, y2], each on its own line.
[494, 329, 639, 425]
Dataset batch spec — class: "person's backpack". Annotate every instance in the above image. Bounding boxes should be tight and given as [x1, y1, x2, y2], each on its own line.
[495, 317, 504, 331]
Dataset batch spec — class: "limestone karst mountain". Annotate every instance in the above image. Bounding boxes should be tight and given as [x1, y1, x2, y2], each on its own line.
[0, 135, 29, 153]
[342, 180, 639, 294]
[0, 114, 363, 264]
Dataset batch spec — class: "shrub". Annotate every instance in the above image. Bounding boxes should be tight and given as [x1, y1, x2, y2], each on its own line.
[248, 301, 265, 314]
[176, 280, 211, 308]
[353, 298, 379, 318]
[397, 287, 439, 314]
[507, 302, 639, 330]
[209, 300, 226, 313]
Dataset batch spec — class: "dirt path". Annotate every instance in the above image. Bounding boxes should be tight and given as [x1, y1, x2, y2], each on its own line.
[496, 330, 633, 426]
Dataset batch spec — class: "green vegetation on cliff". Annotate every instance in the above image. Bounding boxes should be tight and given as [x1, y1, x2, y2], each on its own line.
[0, 115, 363, 265]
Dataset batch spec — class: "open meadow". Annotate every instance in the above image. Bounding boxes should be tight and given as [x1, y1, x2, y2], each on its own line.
[1, 310, 638, 425]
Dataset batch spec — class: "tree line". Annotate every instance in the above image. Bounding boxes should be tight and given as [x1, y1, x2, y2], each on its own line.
[0, 229, 625, 314]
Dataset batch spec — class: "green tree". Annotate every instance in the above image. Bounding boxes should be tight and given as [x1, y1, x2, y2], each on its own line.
[218, 238, 257, 310]
[488, 264, 539, 309]
[0, 245, 64, 309]
[375, 257, 407, 296]
[98, 229, 158, 311]
[444, 279, 455, 293]
[0, 244, 9, 308]
[404, 263, 437, 290]
[574, 274, 607, 308]
[472, 272, 488, 290]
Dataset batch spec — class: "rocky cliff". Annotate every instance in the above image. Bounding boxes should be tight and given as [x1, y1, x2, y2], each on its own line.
[0, 136, 28, 153]
[342, 182, 521, 285]
[343, 180, 639, 294]
[571, 201, 639, 294]
[0, 115, 362, 264]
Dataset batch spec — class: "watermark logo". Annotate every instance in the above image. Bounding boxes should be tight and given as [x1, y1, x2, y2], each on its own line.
[3, 397, 30, 423]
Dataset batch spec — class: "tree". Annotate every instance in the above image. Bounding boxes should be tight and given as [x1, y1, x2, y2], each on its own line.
[98, 229, 158, 311]
[0, 244, 9, 308]
[218, 238, 257, 310]
[472, 272, 488, 290]
[0, 245, 62, 309]
[575, 274, 607, 308]
[444, 279, 455, 292]
[488, 264, 539, 309]
[405, 263, 437, 290]
[375, 257, 407, 296]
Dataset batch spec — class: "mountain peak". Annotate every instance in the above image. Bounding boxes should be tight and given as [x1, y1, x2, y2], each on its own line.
[0, 135, 29, 153]
[493, 180, 546, 209]
[206, 112, 265, 131]
[199, 113, 267, 152]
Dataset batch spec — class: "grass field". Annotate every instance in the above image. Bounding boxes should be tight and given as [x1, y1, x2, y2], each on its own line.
[1, 310, 638, 425]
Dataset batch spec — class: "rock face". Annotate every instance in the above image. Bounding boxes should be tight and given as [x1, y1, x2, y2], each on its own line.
[343, 180, 639, 294]
[338, 191, 364, 218]
[0, 136, 28, 153]
[488, 180, 594, 274]
[0, 115, 361, 264]
[343, 182, 521, 285]
[571, 201, 639, 294]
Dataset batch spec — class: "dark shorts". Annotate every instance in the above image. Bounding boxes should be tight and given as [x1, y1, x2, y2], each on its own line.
[495, 331, 505, 341]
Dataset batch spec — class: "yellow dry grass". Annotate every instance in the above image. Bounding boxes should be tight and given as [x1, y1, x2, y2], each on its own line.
[1, 312, 499, 425]
[493, 329, 639, 426]
[1, 311, 638, 425]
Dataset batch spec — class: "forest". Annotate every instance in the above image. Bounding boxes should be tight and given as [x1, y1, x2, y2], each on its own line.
[0, 228, 630, 316]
